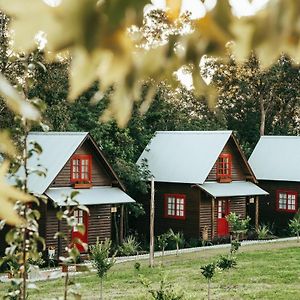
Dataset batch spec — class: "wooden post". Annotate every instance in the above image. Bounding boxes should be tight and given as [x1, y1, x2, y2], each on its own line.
[119, 204, 124, 243]
[211, 197, 215, 240]
[149, 177, 155, 268]
[255, 196, 259, 230]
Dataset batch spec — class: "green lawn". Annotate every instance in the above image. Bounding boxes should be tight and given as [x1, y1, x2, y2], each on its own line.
[1, 241, 300, 299]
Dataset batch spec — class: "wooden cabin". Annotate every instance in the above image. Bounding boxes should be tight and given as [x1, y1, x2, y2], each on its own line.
[249, 136, 300, 233]
[137, 131, 268, 240]
[1, 132, 134, 258]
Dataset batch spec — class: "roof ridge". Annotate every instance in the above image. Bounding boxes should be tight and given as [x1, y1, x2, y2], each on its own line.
[261, 135, 300, 139]
[155, 130, 232, 135]
[29, 132, 89, 135]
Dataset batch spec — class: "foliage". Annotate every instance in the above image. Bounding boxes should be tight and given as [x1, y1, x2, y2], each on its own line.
[134, 262, 141, 272]
[289, 211, 300, 242]
[157, 232, 171, 264]
[168, 229, 184, 256]
[118, 235, 140, 256]
[90, 238, 116, 300]
[230, 240, 241, 256]
[226, 212, 251, 235]
[217, 255, 237, 271]
[256, 224, 270, 240]
[206, 53, 300, 155]
[200, 262, 216, 281]
[140, 274, 184, 300]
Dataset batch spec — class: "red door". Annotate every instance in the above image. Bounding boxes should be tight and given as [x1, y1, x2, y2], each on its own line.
[217, 199, 230, 236]
[72, 210, 88, 252]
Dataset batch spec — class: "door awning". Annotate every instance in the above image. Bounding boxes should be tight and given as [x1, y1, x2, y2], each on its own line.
[197, 181, 268, 198]
[45, 186, 135, 206]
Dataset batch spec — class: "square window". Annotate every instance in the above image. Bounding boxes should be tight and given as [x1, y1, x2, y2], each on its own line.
[277, 190, 297, 212]
[165, 194, 186, 219]
[71, 155, 92, 183]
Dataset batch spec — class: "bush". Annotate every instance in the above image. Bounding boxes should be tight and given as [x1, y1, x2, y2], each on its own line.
[256, 224, 270, 240]
[118, 235, 140, 256]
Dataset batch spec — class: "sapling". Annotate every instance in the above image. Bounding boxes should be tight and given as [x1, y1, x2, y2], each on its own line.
[90, 238, 116, 300]
[217, 255, 237, 271]
[200, 262, 216, 300]
[157, 232, 170, 265]
[168, 229, 184, 256]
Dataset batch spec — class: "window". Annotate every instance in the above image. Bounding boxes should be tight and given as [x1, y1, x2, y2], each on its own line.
[276, 190, 297, 213]
[73, 209, 83, 232]
[70, 154, 92, 183]
[164, 194, 186, 219]
[216, 153, 232, 181]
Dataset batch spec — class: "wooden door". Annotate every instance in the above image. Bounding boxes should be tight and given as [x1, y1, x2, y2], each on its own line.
[72, 209, 88, 252]
[217, 199, 230, 236]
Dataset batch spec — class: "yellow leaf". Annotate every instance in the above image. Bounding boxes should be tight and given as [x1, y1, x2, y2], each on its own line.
[0, 130, 16, 156]
[0, 161, 36, 225]
[166, 0, 182, 21]
[0, 74, 40, 120]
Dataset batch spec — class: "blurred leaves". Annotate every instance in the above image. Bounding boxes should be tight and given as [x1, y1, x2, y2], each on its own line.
[0, 160, 36, 225]
[0, 74, 40, 120]
[1, 0, 300, 127]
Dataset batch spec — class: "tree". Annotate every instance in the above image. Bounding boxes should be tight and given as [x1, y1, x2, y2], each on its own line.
[90, 239, 116, 300]
[200, 262, 216, 300]
[168, 229, 184, 256]
[207, 53, 300, 156]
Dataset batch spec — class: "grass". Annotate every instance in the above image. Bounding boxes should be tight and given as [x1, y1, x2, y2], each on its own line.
[1, 240, 300, 299]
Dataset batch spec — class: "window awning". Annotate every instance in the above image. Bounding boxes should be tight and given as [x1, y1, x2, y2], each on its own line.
[45, 186, 135, 206]
[197, 181, 268, 198]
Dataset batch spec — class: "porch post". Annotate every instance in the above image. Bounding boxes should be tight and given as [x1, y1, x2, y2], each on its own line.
[119, 204, 124, 243]
[255, 196, 259, 230]
[149, 177, 155, 268]
[211, 197, 215, 239]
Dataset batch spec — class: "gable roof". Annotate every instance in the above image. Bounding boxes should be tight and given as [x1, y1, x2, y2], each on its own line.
[17, 132, 123, 194]
[249, 135, 300, 182]
[137, 131, 238, 184]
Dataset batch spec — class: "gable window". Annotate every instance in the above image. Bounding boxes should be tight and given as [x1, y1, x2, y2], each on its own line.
[276, 190, 297, 213]
[216, 153, 232, 182]
[70, 154, 92, 183]
[164, 194, 186, 220]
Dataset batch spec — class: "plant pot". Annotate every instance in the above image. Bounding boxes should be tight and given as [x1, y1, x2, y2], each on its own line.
[61, 264, 68, 273]
[73, 183, 92, 189]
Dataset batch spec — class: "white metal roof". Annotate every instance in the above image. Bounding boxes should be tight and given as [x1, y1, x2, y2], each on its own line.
[45, 186, 135, 206]
[249, 136, 300, 182]
[19, 132, 88, 194]
[137, 131, 232, 184]
[198, 181, 268, 198]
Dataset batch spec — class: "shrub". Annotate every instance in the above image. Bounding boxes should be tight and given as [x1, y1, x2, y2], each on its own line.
[217, 255, 237, 271]
[289, 211, 300, 242]
[256, 224, 270, 240]
[118, 235, 140, 256]
[168, 229, 184, 256]
[140, 274, 184, 300]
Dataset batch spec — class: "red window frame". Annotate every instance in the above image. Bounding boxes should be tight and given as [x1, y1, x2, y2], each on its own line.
[216, 153, 232, 180]
[164, 194, 186, 220]
[70, 154, 92, 183]
[276, 190, 298, 213]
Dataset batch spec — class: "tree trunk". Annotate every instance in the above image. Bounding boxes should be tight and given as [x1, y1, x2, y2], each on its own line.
[113, 212, 119, 246]
[100, 277, 103, 300]
[176, 243, 179, 256]
[297, 232, 299, 243]
[260, 100, 266, 136]
[208, 279, 211, 300]
[64, 269, 69, 300]
[149, 177, 155, 268]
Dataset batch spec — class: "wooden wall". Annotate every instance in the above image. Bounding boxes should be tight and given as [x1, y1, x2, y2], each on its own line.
[138, 183, 201, 240]
[256, 180, 300, 230]
[200, 192, 246, 239]
[44, 204, 111, 257]
[206, 137, 251, 182]
[51, 139, 112, 187]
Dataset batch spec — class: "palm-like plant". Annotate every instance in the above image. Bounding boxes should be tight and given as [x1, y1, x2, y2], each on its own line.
[168, 229, 184, 256]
